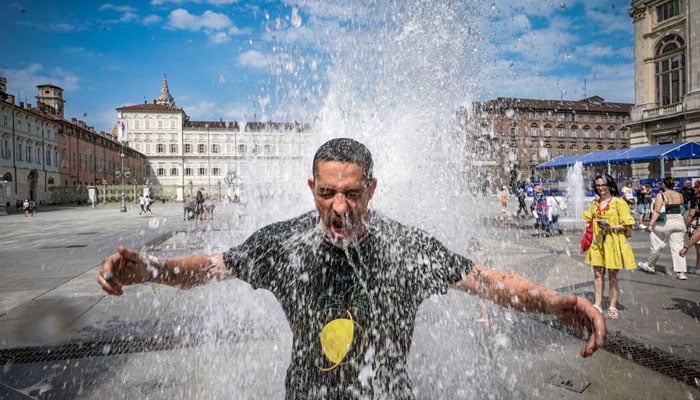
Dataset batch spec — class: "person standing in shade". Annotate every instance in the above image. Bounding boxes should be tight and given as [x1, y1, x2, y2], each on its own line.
[582, 174, 636, 319]
[681, 179, 695, 213]
[636, 183, 651, 229]
[638, 177, 688, 280]
[97, 138, 605, 399]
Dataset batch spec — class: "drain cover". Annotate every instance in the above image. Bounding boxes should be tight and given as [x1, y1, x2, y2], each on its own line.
[547, 374, 590, 393]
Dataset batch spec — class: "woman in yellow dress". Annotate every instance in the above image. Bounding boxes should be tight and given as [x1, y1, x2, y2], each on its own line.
[582, 174, 636, 319]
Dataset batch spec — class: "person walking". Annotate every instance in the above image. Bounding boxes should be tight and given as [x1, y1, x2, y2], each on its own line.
[582, 174, 636, 319]
[680, 195, 700, 275]
[97, 138, 605, 399]
[547, 189, 566, 235]
[636, 184, 651, 229]
[515, 184, 528, 217]
[531, 185, 549, 236]
[145, 196, 153, 214]
[498, 185, 509, 214]
[637, 177, 688, 279]
[138, 196, 146, 215]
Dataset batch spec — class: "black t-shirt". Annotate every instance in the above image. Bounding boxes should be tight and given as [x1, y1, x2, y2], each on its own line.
[223, 210, 473, 399]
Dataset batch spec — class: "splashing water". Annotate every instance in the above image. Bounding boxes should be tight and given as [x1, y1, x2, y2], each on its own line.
[127, 2, 535, 399]
[566, 161, 587, 227]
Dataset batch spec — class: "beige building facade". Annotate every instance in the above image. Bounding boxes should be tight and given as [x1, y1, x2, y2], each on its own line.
[474, 97, 632, 189]
[117, 76, 313, 202]
[628, 0, 700, 177]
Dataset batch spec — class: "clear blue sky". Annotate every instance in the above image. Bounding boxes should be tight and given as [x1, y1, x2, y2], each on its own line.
[1, 0, 634, 133]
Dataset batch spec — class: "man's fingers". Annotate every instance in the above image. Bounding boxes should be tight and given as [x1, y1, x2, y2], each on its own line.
[96, 273, 123, 296]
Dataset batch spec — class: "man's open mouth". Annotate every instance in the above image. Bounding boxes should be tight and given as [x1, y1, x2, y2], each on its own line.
[330, 217, 349, 238]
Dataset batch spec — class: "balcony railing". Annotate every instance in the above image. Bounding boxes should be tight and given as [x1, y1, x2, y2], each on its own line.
[642, 103, 684, 119]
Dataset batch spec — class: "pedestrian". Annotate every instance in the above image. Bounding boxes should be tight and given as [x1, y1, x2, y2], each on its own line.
[530, 185, 549, 236]
[636, 183, 651, 228]
[97, 138, 605, 399]
[547, 189, 566, 235]
[582, 174, 636, 319]
[498, 185, 509, 214]
[679, 194, 700, 275]
[195, 190, 205, 221]
[516, 183, 528, 217]
[681, 179, 695, 213]
[145, 196, 153, 214]
[30, 200, 37, 217]
[637, 177, 688, 279]
[22, 198, 30, 217]
[138, 195, 146, 215]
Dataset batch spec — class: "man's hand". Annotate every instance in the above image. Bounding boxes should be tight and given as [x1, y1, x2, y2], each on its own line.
[97, 246, 151, 296]
[546, 293, 606, 357]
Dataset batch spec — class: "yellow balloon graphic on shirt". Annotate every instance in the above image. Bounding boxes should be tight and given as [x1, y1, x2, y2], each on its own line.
[319, 310, 364, 371]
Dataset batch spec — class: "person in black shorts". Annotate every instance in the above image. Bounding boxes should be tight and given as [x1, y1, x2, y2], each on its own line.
[98, 138, 605, 399]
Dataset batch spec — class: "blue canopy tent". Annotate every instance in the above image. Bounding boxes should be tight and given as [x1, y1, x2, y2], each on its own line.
[536, 141, 700, 177]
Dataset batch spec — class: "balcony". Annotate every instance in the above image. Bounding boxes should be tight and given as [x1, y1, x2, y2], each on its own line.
[641, 103, 684, 120]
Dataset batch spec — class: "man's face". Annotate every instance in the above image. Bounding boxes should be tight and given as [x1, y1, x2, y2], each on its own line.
[308, 160, 377, 246]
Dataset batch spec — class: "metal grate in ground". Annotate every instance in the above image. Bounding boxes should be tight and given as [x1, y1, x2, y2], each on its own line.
[540, 318, 700, 388]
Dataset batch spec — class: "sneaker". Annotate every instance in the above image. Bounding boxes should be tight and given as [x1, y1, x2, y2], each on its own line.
[638, 224, 647, 229]
[676, 272, 688, 280]
[637, 262, 655, 274]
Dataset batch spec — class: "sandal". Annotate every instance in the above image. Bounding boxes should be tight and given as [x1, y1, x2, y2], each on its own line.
[592, 304, 603, 315]
[607, 307, 619, 319]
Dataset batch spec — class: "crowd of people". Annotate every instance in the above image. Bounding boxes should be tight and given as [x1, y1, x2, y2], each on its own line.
[499, 176, 699, 319]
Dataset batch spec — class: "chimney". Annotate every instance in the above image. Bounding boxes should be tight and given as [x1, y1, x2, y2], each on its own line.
[6, 94, 14, 104]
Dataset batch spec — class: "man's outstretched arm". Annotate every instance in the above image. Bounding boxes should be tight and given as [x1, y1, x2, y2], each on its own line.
[454, 263, 606, 358]
[97, 246, 228, 296]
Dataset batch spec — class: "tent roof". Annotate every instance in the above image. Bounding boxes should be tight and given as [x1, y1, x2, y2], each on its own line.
[536, 141, 700, 169]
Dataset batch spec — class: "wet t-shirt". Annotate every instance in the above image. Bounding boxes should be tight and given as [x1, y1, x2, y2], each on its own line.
[223, 211, 473, 400]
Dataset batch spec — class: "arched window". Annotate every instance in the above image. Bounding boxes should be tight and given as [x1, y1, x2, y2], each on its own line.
[655, 34, 686, 106]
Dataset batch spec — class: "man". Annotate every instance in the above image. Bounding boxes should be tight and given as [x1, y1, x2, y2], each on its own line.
[515, 183, 528, 217]
[98, 138, 605, 399]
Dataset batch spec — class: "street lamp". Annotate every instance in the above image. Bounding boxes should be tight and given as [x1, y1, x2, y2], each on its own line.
[116, 148, 131, 212]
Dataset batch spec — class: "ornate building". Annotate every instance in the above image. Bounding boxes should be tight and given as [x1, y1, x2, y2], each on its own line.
[628, 0, 700, 177]
[116, 75, 313, 202]
[0, 77, 146, 209]
[473, 96, 632, 188]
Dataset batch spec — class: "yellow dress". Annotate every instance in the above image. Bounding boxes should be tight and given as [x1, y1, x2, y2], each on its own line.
[582, 197, 636, 269]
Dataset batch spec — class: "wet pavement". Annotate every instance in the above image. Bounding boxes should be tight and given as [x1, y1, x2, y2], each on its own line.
[0, 200, 698, 399]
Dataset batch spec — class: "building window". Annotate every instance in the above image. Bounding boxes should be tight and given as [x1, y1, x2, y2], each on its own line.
[531, 128, 538, 137]
[212, 144, 220, 154]
[27, 145, 32, 163]
[543, 128, 551, 137]
[158, 120, 163, 129]
[655, 34, 686, 106]
[557, 129, 565, 138]
[157, 144, 165, 153]
[170, 144, 178, 153]
[583, 127, 590, 138]
[595, 115, 601, 123]
[17, 143, 22, 161]
[212, 167, 220, 175]
[46, 149, 51, 165]
[238, 144, 246, 154]
[595, 129, 603, 139]
[184, 144, 192, 153]
[184, 167, 193, 176]
[157, 168, 166, 176]
[145, 120, 150, 129]
[620, 130, 628, 139]
[510, 126, 517, 141]
[198, 167, 206, 175]
[170, 168, 179, 176]
[198, 144, 206, 153]
[607, 115, 616, 123]
[657, 0, 680, 22]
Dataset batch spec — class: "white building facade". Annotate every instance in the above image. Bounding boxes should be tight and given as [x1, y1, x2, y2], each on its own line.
[116, 76, 313, 202]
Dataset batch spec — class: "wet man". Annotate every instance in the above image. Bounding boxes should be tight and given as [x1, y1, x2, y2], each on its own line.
[98, 138, 605, 399]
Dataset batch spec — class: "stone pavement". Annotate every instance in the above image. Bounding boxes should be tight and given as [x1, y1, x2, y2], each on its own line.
[0, 200, 698, 399]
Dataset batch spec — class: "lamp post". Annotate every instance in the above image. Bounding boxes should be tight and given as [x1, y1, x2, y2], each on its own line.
[119, 149, 126, 212]
[116, 146, 131, 212]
